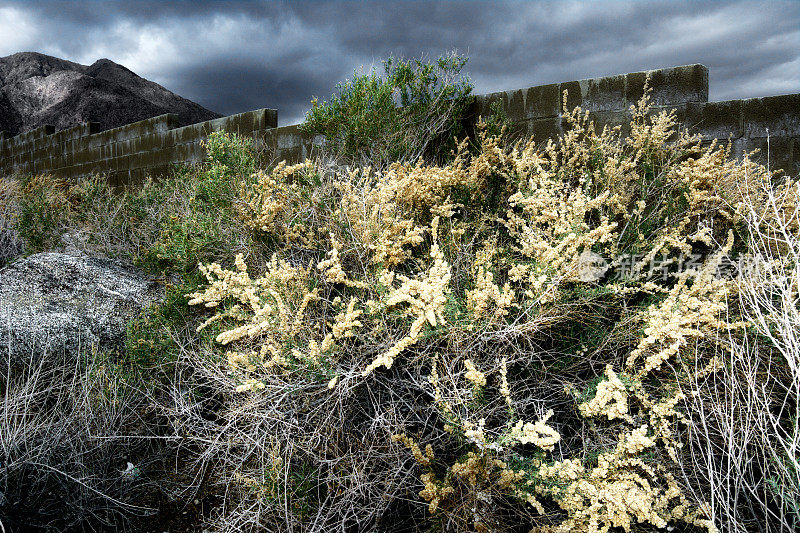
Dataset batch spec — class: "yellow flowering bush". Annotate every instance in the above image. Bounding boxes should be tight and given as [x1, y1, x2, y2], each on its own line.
[181, 81, 787, 532]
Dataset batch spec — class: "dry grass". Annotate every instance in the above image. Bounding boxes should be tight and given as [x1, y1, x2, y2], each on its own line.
[0, 340, 162, 531]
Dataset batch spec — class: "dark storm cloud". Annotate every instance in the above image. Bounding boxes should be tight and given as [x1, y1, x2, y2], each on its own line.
[1, 1, 798, 125]
[173, 58, 340, 126]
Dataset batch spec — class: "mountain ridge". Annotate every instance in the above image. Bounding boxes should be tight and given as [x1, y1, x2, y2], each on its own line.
[0, 52, 221, 136]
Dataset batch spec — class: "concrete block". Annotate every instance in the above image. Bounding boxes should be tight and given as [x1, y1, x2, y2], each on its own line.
[527, 117, 564, 143]
[86, 145, 103, 164]
[277, 133, 302, 151]
[94, 158, 115, 174]
[91, 130, 114, 148]
[275, 146, 304, 165]
[497, 90, 525, 122]
[148, 147, 178, 167]
[559, 80, 582, 114]
[118, 139, 135, 157]
[9, 134, 30, 152]
[72, 148, 91, 166]
[626, 64, 708, 108]
[31, 148, 46, 164]
[472, 93, 501, 119]
[523, 83, 560, 119]
[107, 170, 129, 191]
[503, 119, 530, 143]
[208, 114, 234, 133]
[581, 74, 627, 112]
[129, 152, 152, 170]
[198, 121, 214, 137]
[174, 143, 201, 162]
[681, 100, 744, 140]
[32, 127, 55, 152]
[263, 108, 279, 129]
[114, 154, 134, 173]
[52, 153, 66, 170]
[473, 85, 559, 121]
[160, 130, 176, 148]
[95, 114, 179, 146]
[134, 134, 159, 152]
[173, 123, 203, 144]
[265, 125, 314, 152]
[208, 109, 277, 136]
[745, 135, 798, 177]
[742, 94, 800, 138]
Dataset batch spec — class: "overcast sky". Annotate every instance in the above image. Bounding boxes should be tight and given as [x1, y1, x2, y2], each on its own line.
[1, 0, 798, 125]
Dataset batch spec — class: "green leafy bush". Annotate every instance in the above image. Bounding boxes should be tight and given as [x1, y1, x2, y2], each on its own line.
[302, 52, 474, 165]
[14, 175, 70, 252]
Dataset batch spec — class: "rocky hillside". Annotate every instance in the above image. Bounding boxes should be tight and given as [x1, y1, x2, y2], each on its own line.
[0, 52, 221, 136]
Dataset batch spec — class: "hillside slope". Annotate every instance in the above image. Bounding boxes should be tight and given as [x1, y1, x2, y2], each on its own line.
[0, 52, 221, 135]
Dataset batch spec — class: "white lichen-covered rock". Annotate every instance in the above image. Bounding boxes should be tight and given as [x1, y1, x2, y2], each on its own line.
[0, 253, 163, 361]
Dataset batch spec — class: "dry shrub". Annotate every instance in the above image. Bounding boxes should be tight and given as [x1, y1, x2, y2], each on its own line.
[677, 173, 800, 532]
[167, 83, 798, 532]
[7, 82, 790, 531]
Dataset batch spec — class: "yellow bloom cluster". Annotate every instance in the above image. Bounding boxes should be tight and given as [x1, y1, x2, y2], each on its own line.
[466, 249, 515, 322]
[316, 233, 369, 288]
[332, 297, 363, 339]
[241, 161, 327, 247]
[578, 365, 633, 422]
[463, 359, 487, 388]
[187, 252, 343, 388]
[391, 433, 434, 467]
[188, 253, 313, 344]
[363, 221, 451, 375]
[381, 149, 477, 218]
[535, 426, 715, 533]
[627, 233, 738, 377]
[419, 472, 454, 514]
[509, 410, 560, 451]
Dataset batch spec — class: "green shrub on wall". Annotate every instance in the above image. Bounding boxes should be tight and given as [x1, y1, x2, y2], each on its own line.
[301, 52, 474, 165]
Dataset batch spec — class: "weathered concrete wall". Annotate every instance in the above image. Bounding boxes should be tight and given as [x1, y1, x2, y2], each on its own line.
[259, 64, 797, 176]
[1, 64, 798, 183]
[0, 108, 277, 186]
[260, 124, 320, 167]
[470, 64, 707, 141]
[469, 64, 798, 176]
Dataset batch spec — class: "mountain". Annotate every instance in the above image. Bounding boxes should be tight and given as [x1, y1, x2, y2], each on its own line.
[0, 52, 221, 136]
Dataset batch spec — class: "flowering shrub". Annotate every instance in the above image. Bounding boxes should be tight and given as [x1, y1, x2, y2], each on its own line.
[8, 74, 790, 531]
[174, 79, 800, 532]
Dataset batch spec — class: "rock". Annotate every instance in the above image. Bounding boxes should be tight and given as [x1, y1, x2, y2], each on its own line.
[0, 253, 164, 363]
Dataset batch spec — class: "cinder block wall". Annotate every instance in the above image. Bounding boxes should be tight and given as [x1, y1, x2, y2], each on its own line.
[259, 64, 798, 176]
[469, 64, 798, 176]
[0, 108, 277, 186]
[1, 64, 798, 184]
